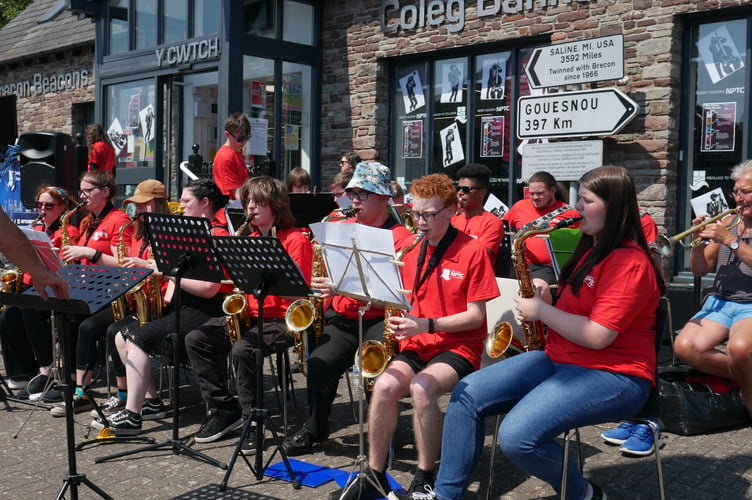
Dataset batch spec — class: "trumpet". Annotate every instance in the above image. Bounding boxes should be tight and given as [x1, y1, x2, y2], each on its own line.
[656, 207, 741, 257]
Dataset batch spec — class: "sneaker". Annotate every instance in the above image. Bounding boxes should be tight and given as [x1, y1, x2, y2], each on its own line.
[14, 388, 30, 400]
[50, 394, 93, 417]
[620, 422, 663, 456]
[195, 408, 243, 443]
[403, 476, 435, 500]
[98, 409, 142, 436]
[589, 481, 607, 500]
[241, 427, 258, 456]
[90, 395, 126, 418]
[328, 465, 392, 500]
[8, 377, 30, 389]
[27, 373, 51, 400]
[141, 398, 167, 420]
[601, 421, 637, 445]
[39, 387, 63, 403]
[281, 426, 328, 456]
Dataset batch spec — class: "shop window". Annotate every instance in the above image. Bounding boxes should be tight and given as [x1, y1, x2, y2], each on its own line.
[194, 0, 220, 37]
[244, 0, 275, 37]
[135, 0, 157, 50]
[105, 79, 157, 170]
[283, 1, 314, 45]
[163, 0, 188, 44]
[242, 57, 276, 175]
[282, 61, 312, 178]
[108, 0, 128, 55]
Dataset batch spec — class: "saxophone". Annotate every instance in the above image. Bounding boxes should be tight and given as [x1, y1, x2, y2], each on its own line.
[356, 231, 426, 385]
[60, 202, 85, 263]
[112, 216, 150, 325]
[223, 288, 252, 345]
[485, 216, 582, 358]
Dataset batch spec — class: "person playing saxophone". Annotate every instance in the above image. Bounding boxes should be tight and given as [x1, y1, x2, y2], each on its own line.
[282, 161, 414, 457]
[330, 173, 499, 500]
[184, 176, 312, 451]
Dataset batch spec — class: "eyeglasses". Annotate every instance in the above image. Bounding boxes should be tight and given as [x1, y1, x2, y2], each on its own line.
[332, 191, 346, 199]
[231, 133, 248, 143]
[457, 186, 483, 194]
[346, 191, 373, 202]
[412, 206, 447, 222]
[34, 202, 58, 210]
[733, 189, 752, 198]
[78, 186, 101, 197]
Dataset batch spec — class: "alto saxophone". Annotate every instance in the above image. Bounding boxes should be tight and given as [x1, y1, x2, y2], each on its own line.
[357, 231, 426, 386]
[60, 202, 85, 263]
[223, 288, 252, 345]
[111, 215, 152, 326]
[485, 216, 582, 358]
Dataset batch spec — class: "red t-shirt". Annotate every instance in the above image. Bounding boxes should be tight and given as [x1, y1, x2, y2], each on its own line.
[502, 199, 580, 265]
[397, 230, 500, 370]
[76, 208, 132, 265]
[641, 212, 658, 250]
[212, 145, 247, 199]
[210, 220, 237, 295]
[545, 243, 660, 385]
[332, 221, 414, 320]
[88, 141, 116, 173]
[246, 227, 313, 319]
[451, 210, 504, 261]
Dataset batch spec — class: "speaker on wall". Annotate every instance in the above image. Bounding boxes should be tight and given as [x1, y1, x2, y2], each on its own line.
[19, 131, 75, 209]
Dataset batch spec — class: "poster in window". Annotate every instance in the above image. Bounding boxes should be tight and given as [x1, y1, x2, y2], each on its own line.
[285, 124, 300, 151]
[251, 81, 267, 108]
[128, 94, 141, 128]
[399, 70, 425, 113]
[248, 117, 268, 156]
[696, 26, 744, 84]
[402, 119, 423, 159]
[139, 104, 156, 143]
[701, 102, 736, 152]
[439, 121, 464, 168]
[691, 187, 729, 217]
[481, 59, 506, 100]
[440, 62, 464, 104]
[282, 73, 302, 111]
[480, 116, 504, 157]
[107, 118, 127, 157]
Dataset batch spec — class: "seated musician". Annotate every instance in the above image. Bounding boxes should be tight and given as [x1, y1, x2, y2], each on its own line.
[331, 173, 499, 500]
[431, 166, 665, 500]
[282, 161, 413, 456]
[674, 159, 752, 418]
[0, 186, 79, 401]
[92, 179, 233, 435]
[51, 171, 133, 416]
[184, 176, 312, 452]
[451, 163, 503, 262]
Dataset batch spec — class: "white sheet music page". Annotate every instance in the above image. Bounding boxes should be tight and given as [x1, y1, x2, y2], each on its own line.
[309, 222, 410, 309]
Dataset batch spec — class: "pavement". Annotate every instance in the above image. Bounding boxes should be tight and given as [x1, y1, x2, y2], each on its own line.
[1, 345, 751, 500]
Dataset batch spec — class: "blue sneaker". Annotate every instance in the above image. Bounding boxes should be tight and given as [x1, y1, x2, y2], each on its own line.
[620, 422, 663, 456]
[601, 421, 636, 445]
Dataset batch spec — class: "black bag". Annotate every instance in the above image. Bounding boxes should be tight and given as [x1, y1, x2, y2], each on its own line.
[658, 366, 750, 436]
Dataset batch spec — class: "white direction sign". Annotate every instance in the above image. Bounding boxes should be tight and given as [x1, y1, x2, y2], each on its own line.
[525, 35, 624, 89]
[517, 88, 638, 139]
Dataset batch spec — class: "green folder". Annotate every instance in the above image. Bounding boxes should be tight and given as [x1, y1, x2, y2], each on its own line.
[546, 228, 582, 280]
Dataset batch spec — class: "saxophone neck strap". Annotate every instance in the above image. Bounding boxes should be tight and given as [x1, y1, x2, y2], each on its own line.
[410, 225, 457, 305]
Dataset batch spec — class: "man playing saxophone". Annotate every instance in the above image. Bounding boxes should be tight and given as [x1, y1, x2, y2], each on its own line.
[184, 176, 312, 451]
[282, 161, 413, 457]
[331, 173, 499, 500]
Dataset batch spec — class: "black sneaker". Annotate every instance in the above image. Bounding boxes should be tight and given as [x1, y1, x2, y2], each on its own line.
[240, 425, 258, 456]
[50, 394, 92, 417]
[14, 387, 30, 400]
[27, 373, 51, 400]
[281, 426, 327, 456]
[328, 465, 391, 500]
[194, 408, 243, 443]
[90, 395, 126, 418]
[141, 398, 167, 420]
[105, 409, 142, 436]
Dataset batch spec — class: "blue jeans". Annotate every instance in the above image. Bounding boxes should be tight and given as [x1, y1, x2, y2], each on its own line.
[433, 350, 651, 500]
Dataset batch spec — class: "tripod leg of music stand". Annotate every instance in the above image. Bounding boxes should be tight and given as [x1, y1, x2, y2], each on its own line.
[218, 413, 257, 491]
[261, 410, 301, 489]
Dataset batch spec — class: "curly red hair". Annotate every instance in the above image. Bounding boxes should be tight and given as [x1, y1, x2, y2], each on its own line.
[409, 173, 457, 208]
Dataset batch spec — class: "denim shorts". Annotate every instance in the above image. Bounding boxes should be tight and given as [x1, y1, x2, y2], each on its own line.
[691, 294, 752, 329]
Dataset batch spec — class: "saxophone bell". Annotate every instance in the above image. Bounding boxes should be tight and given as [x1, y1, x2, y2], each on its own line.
[285, 298, 316, 377]
[223, 289, 252, 346]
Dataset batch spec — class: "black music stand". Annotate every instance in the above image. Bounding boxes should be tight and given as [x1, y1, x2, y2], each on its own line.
[0, 264, 153, 500]
[95, 214, 227, 469]
[213, 235, 308, 491]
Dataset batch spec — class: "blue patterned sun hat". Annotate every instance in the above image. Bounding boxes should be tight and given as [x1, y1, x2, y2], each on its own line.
[345, 161, 395, 197]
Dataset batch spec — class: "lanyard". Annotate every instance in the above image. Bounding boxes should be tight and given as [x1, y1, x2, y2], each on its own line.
[410, 225, 457, 305]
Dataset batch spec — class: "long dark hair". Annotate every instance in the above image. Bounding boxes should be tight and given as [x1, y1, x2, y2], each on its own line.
[559, 166, 665, 296]
[240, 176, 296, 231]
[185, 178, 229, 213]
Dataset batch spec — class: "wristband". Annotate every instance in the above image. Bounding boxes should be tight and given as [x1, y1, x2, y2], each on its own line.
[428, 318, 435, 333]
[91, 250, 102, 263]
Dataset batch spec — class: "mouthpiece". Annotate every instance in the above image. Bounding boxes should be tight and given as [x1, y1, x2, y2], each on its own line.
[553, 216, 583, 229]
[340, 206, 361, 218]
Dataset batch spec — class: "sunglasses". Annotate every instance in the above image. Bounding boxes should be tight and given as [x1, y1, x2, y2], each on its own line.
[35, 202, 58, 210]
[231, 133, 248, 143]
[457, 186, 483, 194]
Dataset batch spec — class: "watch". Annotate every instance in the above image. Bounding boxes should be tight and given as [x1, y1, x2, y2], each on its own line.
[730, 236, 741, 251]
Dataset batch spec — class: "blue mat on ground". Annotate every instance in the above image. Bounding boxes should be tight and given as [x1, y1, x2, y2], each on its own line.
[265, 458, 404, 496]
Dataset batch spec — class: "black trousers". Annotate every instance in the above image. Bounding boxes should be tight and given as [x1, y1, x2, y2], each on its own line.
[303, 310, 383, 438]
[0, 306, 36, 379]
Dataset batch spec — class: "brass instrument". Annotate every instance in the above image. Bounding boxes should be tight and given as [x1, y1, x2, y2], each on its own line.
[322, 206, 360, 222]
[141, 246, 164, 325]
[112, 215, 150, 325]
[223, 288, 252, 345]
[234, 216, 252, 236]
[60, 202, 85, 263]
[656, 207, 741, 257]
[356, 231, 425, 385]
[485, 216, 582, 358]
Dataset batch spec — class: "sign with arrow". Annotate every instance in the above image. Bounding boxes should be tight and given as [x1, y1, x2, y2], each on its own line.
[517, 88, 638, 139]
[525, 35, 624, 89]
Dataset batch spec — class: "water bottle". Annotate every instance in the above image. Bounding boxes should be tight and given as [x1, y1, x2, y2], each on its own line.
[351, 365, 361, 393]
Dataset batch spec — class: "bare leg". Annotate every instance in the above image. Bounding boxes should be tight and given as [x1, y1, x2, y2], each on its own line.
[726, 320, 752, 414]
[367, 361, 413, 472]
[411, 363, 459, 471]
[116, 334, 155, 414]
[673, 319, 731, 378]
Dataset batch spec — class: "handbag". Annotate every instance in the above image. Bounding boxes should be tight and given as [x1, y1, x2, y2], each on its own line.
[658, 365, 751, 436]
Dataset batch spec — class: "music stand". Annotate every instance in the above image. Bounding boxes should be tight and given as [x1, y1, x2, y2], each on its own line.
[94, 214, 227, 468]
[213, 235, 309, 491]
[289, 192, 337, 228]
[309, 222, 409, 499]
[0, 264, 153, 500]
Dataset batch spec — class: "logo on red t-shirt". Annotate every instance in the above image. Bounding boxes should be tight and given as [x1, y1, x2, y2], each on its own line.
[584, 275, 595, 288]
[440, 268, 465, 281]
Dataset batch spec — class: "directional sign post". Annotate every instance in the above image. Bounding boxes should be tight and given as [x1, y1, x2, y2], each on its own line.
[516, 88, 639, 139]
[525, 35, 624, 89]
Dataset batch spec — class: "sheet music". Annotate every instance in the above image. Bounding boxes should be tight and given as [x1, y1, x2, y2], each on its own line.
[20, 227, 64, 273]
[309, 222, 410, 309]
